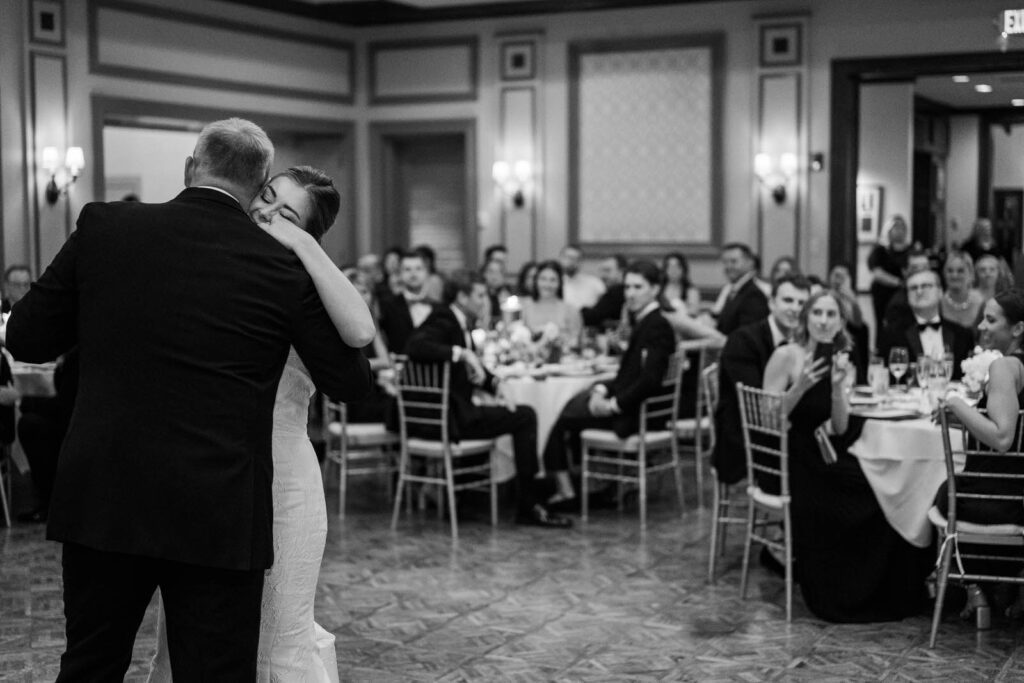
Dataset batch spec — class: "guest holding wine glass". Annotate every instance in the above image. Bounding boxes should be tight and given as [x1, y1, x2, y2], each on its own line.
[763, 291, 932, 622]
[940, 251, 985, 331]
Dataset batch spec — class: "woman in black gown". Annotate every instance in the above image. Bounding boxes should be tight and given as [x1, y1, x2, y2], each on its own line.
[763, 290, 932, 622]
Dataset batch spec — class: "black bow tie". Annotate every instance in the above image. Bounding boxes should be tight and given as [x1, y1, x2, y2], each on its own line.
[917, 320, 941, 332]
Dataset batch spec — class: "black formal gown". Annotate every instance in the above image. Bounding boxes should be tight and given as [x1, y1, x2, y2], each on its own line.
[788, 377, 932, 623]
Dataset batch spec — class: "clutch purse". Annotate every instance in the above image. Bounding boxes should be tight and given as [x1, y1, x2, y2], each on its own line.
[814, 426, 838, 465]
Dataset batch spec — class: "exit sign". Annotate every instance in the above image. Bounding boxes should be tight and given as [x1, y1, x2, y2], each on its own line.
[1003, 9, 1024, 35]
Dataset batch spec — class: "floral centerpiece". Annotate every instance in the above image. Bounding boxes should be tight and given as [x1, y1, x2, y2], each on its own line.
[960, 346, 1003, 396]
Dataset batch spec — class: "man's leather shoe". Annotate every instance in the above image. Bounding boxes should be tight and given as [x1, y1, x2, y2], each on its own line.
[516, 504, 572, 529]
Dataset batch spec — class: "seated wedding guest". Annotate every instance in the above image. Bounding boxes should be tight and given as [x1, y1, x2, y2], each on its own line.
[541, 260, 675, 506]
[341, 270, 392, 424]
[828, 263, 869, 384]
[881, 248, 932, 332]
[1, 264, 31, 316]
[934, 289, 1024, 616]
[582, 254, 626, 329]
[516, 261, 538, 298]
[868, 215, 912, 331]
[16, 348, 77, 523]
[712, 274, 810, 487]
[378, 251, 436, 355]
[405, 271, 571, 528]
[483, 243, 508, 266]
[481, 258, 511, 329]
[559, 244, 605, 309]
[877, 269, 972, 377]
[414, 244, 446, 303]
[940, 251, 985, 331]
[975, 253, 1015, 302]
[961, 217, 1009, 265]
[356, 252, 384, 295]
[382, 245, 404, 297]
[713, 242, 769, 335]
[521, 260, 583, 343]
[763, 290, 931, 622]
[769, 256, 799, 286]
[662, 252, 701, 316]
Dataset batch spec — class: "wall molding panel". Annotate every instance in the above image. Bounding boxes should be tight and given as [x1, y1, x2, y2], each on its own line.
[568, 33, 724, 257]
[88, 0, 355, 103]
[368, 37, 478, 105]
[30, 50, 69, 275]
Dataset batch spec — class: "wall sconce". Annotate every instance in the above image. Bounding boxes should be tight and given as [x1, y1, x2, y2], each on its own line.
[492, 159, 532, 209]
[754, 151, 798, 205]
[41, 146, 85, 205]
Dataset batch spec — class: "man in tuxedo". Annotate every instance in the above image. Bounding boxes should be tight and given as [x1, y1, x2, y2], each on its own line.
[714, 242, 770, 335]
[877, 268, 972, 378]
[582, 254, 626, 329]
[712, 274, 811, 485]
[542, 260, 676, 484]
[405, 272, 571, 528]
[6, 118, 371, 681]
[1, 264, 31, 315]
[880, 249, 932, 333]
[378, 251, 436, 354]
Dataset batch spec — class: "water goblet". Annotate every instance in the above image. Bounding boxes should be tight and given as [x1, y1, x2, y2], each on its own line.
[888, 347, 909, 391]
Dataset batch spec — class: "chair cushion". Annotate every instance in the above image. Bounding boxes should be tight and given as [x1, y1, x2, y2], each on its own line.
[674, 416, 711, 437]
[746, 485, 788, 509]
[327, 422, 399, 447]
[927, 505, 1024, 537]
[580, 428, 673, 451]
[407, 437, 495, 456]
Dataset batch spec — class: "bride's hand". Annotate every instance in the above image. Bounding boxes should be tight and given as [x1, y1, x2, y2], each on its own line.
[255, 214, 310, 252]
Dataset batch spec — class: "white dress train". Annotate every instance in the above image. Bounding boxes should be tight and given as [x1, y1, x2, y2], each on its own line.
[148, 350, 339, 682]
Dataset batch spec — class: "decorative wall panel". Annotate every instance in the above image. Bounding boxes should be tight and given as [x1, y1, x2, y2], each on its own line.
[369, 38, 478, 104]
[570, 35, 722, 253]
[31, 52, 69, 274]
[89, 0, 354, 103]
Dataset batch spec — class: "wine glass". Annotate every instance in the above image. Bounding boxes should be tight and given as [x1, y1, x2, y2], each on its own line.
[914, 358, 929, 390]
[888, 347, 909, 391]
[943, 350, 955, 383]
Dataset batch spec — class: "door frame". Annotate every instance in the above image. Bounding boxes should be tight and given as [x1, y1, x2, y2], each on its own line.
[368, 119, 477, 267]
[90, 95, 356, 260]
[829, 50, 1024, 286]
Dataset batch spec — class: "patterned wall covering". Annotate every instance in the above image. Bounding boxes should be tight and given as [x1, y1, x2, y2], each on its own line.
[576, 45, 714, 246]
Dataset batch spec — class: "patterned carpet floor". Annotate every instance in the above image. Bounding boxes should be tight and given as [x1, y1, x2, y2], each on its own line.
[2, 470, 1024, 681]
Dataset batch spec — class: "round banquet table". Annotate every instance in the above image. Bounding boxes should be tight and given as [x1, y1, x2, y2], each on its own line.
[487, 368, 616, 481]
[847, 415, 965, 547]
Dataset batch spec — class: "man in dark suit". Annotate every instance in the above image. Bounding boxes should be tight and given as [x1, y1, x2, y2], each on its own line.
[877, 268, 973, 379]
[880, 249, 932, 333]
[6, 118, 371, 681]
[405, 272, 570, 528]
[714, 242, 770, 335]
[378, 250, 436, 355]
[541, 260, 676, 497]
[712, 274, 811, 485]
[581, 254, 626, 329]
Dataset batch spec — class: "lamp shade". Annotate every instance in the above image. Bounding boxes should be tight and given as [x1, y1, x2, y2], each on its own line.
[65, 147, 85, 174]
[41, 146, 59, 173]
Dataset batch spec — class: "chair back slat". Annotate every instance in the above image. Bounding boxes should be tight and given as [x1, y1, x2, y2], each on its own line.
[639, 351, 682, 435]
[736, 383, 789, 497]
[939, 407, 1024, 531]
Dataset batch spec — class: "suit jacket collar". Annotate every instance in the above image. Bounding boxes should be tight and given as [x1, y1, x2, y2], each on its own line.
[176, 187, 247, 214]
[902, 316, 952, 358]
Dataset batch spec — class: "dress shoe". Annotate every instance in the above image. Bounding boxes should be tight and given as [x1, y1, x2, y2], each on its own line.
[515, 504, 573, 529]
[16, 508, 47, 524]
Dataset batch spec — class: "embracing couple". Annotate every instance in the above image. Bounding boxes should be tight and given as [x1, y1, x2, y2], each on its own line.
[7, 118, 373, 680]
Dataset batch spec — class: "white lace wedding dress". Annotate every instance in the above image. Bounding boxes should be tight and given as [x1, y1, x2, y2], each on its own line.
[148, 350, 339, 682]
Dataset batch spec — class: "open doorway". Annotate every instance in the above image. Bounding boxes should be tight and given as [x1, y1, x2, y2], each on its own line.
[91, 97, 356, 266]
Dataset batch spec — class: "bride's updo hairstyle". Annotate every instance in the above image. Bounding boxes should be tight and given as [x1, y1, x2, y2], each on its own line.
[793, 289, 851, 352]
[273, 165, 340, 243]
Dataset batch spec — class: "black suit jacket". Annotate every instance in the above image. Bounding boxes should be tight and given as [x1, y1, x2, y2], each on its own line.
[600, 309, 676, 438]
[717, 278, 769, 336]
[581, 284, 625, 328]
[378, 293, 434, 355]
[876, 316, 973, 380]
[404, 306, 496, 439]
[6, 188, 371, 571]
[713, 318, 774, 484]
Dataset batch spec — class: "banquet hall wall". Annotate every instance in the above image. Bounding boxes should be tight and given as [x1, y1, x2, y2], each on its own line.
[0, 0, 1016, 283]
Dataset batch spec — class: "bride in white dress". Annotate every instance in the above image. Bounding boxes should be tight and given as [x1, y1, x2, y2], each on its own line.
[149, 166, 375, 682]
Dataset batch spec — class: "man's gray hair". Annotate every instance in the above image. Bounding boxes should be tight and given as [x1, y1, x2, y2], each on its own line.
[193, 118, 274, 197]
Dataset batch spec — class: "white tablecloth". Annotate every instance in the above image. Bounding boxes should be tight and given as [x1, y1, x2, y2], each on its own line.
[489, 371, 614, 481]
[848, 417, 965, 547]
